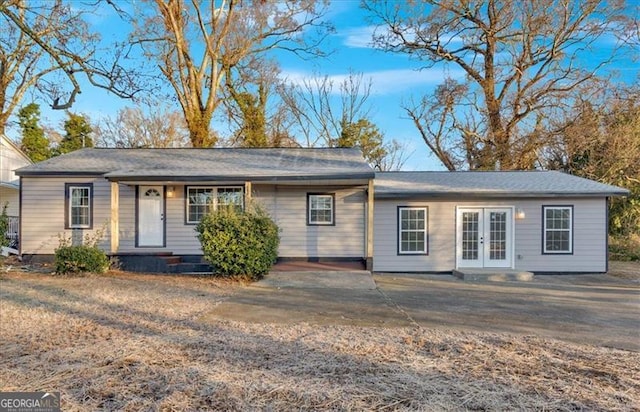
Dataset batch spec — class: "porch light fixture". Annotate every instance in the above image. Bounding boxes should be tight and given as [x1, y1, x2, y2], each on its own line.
[167, 186, 175, 198]
[516, 208, 526, 220]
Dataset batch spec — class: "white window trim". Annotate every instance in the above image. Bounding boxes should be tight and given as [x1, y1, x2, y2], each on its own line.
[543, 206, 573, 254]
[186, 186, 244, 224]
[308, 194, 334, 225]
[398, 206, 428, 255]
[68, 185, 91, 229]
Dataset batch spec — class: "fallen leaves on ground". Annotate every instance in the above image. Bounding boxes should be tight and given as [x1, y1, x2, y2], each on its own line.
[1, 271, 638, 411]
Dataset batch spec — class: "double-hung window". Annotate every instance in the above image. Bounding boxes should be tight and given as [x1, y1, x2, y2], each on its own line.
[307, 194, 334, 225]
[543, 206, 573, 254]
[65, 183, 93, 229]
[398, 207, 428, 254]
[186, 186, 243, 223]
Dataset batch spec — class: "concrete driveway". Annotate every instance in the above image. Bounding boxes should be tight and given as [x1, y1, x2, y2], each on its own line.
[203, 271, 640, 351]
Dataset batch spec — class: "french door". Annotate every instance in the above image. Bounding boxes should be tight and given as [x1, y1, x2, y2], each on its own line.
[456, 208, 513, 268]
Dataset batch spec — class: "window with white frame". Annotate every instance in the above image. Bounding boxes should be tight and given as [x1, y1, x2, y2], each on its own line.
[398, 207, 428, 254]
[307, 194, 334, 225]
[186, 186, 243, 223]
[66, 183, 92, 229]
[543, 206, 573, 254]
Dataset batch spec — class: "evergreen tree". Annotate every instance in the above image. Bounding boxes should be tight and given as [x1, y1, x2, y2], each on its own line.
[58, 112, 93, 154]
[18, 103, 51, 162]
[337, 118, 387, 170]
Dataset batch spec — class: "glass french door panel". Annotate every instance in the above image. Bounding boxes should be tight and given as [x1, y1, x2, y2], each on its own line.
[462, 212, 480, 260]
[488, 211, 507, 260]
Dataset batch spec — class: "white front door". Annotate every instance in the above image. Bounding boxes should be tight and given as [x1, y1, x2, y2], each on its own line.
[456, 207, 513, 268]
[138, 186, 164, 247]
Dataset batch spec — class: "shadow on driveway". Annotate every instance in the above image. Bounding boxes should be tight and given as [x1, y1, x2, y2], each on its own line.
[203, 271, 640, 351]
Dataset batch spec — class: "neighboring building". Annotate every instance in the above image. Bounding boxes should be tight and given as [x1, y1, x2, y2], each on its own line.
[1, 134, 32, 246]
[15, 147, 628, 273]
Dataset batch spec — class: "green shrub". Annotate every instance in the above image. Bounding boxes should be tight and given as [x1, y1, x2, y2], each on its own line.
[609, 234, 640, 261]
[0, 202, 9, 249]
[54, 226, 109, 274]
[55, 245, 109, 274]
[196, 204, 279, 280]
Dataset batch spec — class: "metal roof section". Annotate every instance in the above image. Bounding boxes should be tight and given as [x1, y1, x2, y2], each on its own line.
[375, 171, 630, 198]
[15, 147, 376, 181]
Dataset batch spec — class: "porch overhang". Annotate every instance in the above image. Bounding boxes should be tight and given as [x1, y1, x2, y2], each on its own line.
[104, 175, 373, 187]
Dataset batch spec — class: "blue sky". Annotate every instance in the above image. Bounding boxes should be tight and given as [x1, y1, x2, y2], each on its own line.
[7, 0, 639, 171]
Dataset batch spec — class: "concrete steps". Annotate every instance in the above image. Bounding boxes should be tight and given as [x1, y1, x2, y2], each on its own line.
[165, 255, 213, 274]
[117, 253, 213, 274]
[167, 262, 213, 274]
[452, 269, 534, 282]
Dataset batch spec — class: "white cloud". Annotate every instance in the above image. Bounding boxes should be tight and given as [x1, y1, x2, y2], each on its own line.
[342, 26, 377, 48]
[281, 67, 465, 95]
[341, 25, 465, 49]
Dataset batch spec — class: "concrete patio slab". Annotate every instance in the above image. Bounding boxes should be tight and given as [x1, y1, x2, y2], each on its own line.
[202, 271, 640, 351]
[375, 274, 640, 351]
[452, 268, 534, 282]
[255, 270, 376, 290]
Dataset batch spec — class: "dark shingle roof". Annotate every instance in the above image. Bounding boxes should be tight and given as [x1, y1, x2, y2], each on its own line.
[375, 171, 629, 198]
[15, 148, 375, 181]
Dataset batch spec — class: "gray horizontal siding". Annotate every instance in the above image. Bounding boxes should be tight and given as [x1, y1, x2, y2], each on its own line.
[21, 176, 111, 255]
[254, 185, 366, 258]
[373, 201, 456, 272]
[118, 184, 366, 258]
[373, 198, 607, 273]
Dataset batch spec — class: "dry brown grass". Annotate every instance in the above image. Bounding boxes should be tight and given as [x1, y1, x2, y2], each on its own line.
[608, 260, 640, 281]
[1, 270, 639, 411]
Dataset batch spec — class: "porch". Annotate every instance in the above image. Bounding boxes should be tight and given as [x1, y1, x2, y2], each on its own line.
[2, 216, 19, 247]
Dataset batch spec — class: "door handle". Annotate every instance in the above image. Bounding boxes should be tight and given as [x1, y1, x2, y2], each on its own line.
[479, 236, 484, 244]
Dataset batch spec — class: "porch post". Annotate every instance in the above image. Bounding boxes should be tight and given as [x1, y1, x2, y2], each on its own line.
[244, 181, 252, 206]
[366, 178, 374, 270]
[110, 181, 119, 254]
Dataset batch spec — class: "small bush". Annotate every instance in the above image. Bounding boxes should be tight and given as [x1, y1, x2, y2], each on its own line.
[0, 202, 9, 249]
[609, 234, 640, 261]
[196, 204, 279, 280]
[54, 226, 109, 274]
[55, 245, 109, 274]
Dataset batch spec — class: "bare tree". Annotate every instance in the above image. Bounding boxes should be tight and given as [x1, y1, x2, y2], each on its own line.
[280, 71, 408, 170]
[132, 0, 331, 148]
[0, 0, 141, 134]
[545, 84, 640, 235]
[364, 0, 631, 170]
[94, 104, 191, 148]
[280, 71, 373, 147]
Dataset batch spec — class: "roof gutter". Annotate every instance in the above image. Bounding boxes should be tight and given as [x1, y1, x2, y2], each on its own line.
[15, 171, 108, 177]
[375, 190, 630, 199]
[104, 172, 376, 182]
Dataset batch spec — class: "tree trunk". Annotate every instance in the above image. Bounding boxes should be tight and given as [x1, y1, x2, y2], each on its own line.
[186, 112, 215, 148]
[0, 112, 7, 135]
